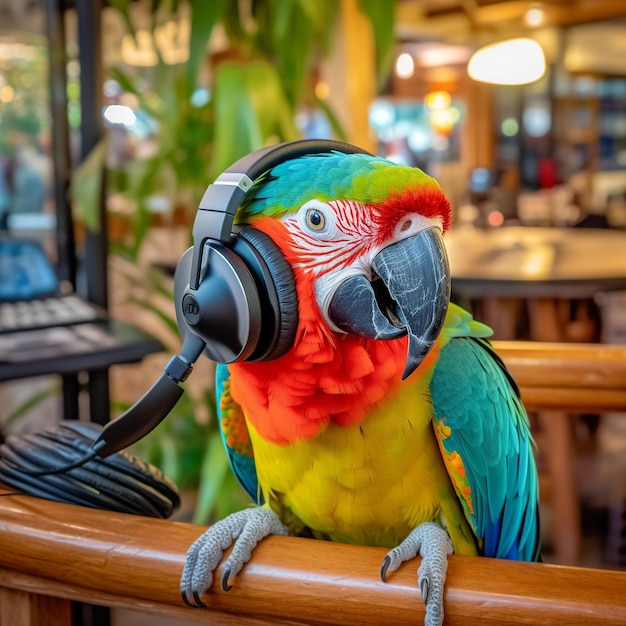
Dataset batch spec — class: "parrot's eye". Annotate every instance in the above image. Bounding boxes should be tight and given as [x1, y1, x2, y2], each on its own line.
[297, 200, 335, 237]
[306, 208, 325, 231]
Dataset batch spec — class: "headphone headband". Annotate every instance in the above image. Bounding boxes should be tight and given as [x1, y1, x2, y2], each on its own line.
[188, 139, 367, 289]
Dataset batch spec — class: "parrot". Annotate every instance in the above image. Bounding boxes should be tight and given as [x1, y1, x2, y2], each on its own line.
[179, 149, 541, 626]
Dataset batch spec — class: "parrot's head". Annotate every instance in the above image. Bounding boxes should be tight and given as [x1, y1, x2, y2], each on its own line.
[238, 151, 452, 380]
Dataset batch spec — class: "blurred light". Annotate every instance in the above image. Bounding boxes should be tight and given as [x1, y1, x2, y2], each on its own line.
[0, 42, 36, 61]
[407, 128, 431, 152]
[424, 90, 451, 110]
[523, 106, 551, 137]
[448, 105, 462, 124]
[501, 117, 519, 137]
[470, 168, 491, 193]
[487, 210, 504, 227]
[67, 59, 80, 79]
[191, 87, 210, 107]
[315, 81, 330, 100]
[430, 108, 456, 136]
[103, 104, 136, 127]
[468, 38, 546, 85]
[369, 100, 395, 131]
[122, 31, 157, 67]
[0, 85, 14, 103]
[524, 5, 545, 27]
[103, 80, 121, 99]
[121, 20, 190, 67]
[417, 45, 472, 67]
[395, 53, 415, 79]
[156, 20, 190, 65]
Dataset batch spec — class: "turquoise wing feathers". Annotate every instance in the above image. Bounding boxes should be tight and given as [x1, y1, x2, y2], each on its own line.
[431, 313, 540, 562]
[215, 363, 261, 503]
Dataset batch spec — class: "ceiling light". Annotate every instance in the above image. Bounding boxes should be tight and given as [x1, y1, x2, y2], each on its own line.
[467, 38, 546, 85]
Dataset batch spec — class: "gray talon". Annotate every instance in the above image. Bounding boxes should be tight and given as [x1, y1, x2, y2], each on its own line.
[380, 522, 453, 626]
[192, 591, 207, 608]
[180, 507, 288, 607]
[221, 565, 232, 592]
[380, 555, 391, 582]
[181, 591, 195, 608]
[420, 577, 429, 603]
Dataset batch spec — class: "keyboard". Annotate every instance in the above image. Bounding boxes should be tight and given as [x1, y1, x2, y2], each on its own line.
[0, 294, 103, 334]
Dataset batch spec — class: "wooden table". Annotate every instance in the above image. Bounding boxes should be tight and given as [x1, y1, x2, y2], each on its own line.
[443, 226, 626, 565]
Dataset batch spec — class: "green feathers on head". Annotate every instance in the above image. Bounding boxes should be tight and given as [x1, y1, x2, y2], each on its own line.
[237, 152, 442, 222]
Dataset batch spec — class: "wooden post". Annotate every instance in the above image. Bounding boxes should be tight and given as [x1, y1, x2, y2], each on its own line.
[0, 588, 72, 626]
[322, 0, 377, 151]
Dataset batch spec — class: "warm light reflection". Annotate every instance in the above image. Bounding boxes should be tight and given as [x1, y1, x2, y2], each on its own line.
[314, 81, 330, 100]
[0, 85, 14, 103]
[430, 108, 456, 136]
[424, 90, 451, 110]
[467, 38, 546, 85]
[524, 5, 545, 27]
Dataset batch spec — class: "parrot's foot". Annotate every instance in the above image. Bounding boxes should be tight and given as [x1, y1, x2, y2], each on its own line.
[180, 507, 288, 608]
[380, 522, 454, 626]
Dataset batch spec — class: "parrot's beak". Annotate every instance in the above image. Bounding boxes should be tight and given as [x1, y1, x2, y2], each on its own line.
[328, 227, 450, 380]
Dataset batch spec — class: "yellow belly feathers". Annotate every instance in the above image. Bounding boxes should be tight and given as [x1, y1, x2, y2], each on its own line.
[247, 380, 477, 554]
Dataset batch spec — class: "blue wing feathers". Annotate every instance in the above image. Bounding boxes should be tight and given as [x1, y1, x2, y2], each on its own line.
[431, 336, 540, 562]
[215, 364, 261, 503]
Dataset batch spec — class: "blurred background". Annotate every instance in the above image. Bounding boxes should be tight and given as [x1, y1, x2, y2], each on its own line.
[0, 3, 625, 622]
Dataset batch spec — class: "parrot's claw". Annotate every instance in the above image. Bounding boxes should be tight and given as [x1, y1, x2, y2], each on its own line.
[180, 507, 288, 608]
[380, 522, 453, 626]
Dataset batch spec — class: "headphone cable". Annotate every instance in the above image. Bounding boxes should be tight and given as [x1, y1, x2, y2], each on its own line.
[13, 439, 106, 477]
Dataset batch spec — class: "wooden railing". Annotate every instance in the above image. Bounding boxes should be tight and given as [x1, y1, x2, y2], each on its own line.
[0, 485, 625, 626]
[0, 340, 625, 625]
[494, 340, 626, 413]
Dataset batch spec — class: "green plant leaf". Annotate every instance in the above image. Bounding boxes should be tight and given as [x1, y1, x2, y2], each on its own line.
[314, 93, 348, 142]
[187, 0, 230, 90]
[70, 136, 108, 232]
[211, 61, 264, 178]
[245, 61, 300, 141]
[192, 431, 231, 523]
[358, 0, 396, 90]
[108, 0, 137, 39]
[270, 0, 312, 108]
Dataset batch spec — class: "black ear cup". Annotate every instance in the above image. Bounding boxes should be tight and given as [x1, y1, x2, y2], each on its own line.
[231, 224, 298, 361]
[173, 226, 298, 363]
[175, 240, 264, 363]
[0, 421, 180, 518]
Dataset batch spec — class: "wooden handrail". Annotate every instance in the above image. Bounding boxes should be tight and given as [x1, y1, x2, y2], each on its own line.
[0, 486, 625, 625]
[493, 340, 626, 412]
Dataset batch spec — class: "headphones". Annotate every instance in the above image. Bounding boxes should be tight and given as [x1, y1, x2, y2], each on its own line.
[0, 140, 371, 511]
[172, 138, 369, 364]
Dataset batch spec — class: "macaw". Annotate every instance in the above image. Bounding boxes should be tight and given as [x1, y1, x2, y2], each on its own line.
[180, 150, 540, 626]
